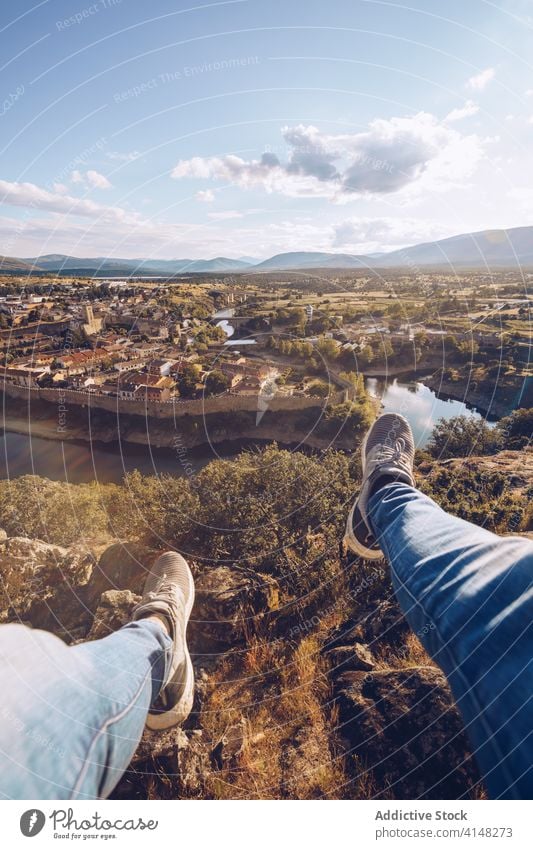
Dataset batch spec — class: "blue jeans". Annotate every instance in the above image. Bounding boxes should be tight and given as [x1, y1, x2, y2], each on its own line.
[369, 483, 533, 800]
[0, 484, 531, 800]
[0, 619, 172, 799]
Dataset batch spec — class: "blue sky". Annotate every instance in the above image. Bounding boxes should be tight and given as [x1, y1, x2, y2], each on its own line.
[1, 0, 533, 259]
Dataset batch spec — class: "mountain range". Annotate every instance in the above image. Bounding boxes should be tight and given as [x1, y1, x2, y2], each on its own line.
[1, 225, 533, 275]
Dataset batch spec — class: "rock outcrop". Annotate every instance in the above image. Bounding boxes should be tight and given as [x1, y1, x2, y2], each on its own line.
[0, 530, 483, 800]
[334, 667, 480, 799]
[193, 565, 280, 648]
[85, 541, 157, 610]
[0, 535, 95, 639]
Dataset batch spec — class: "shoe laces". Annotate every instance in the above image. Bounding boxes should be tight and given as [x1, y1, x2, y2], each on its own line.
[375, 437, 406, 464]
[146, 579, 180, 609]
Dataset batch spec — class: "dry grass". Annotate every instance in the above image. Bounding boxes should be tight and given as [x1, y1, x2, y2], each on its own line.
[200, 629, 348, 799]
[374, 631, 437, 670]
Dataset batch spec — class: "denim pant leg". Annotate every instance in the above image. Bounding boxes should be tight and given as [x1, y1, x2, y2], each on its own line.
[0, 619, 171, 800]
[369, 482, 533, 800]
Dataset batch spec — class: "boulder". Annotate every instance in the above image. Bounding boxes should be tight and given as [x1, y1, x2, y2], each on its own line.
[1, 535, 68, 568]
[325, 642, 375, 672]
[335, 667, 480, 799]
[360, 598, 410, 648]
[193, 565, 279, 647]
[134, 726, 189, 763]
[85, 541, 157, 610]
[0, 536, 95, 638]
[324, 598, 409, 656]
[211, 717, 250, 770]
[86, 589, 140, 640]
[118, 727, 210, 800]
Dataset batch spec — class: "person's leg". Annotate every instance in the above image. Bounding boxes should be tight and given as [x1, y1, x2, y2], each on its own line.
[368, 482, 533, 800]
[0, 619, 171, 799]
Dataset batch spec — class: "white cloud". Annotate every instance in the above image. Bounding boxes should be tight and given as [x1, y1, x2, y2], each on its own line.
[331, 216, 451, 253]
[467, 67, 495, 91]
[70, 169, 112, 190]
[0, 178, 138, 223]
[0, 204, 429, 261]
[195, 189, 215, 203]
[86, 170, 112, 189]
[445, 100, 479, 122]
[526, 89, 533, 97]
[172, 113, 484, 201]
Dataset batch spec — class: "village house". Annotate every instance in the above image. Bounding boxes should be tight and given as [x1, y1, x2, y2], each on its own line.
[55, 349, 112, 376]
[117, 371, 176, 402]
[0, 365, 50, 387]
[233, 374, 264, 394]
[99, 379, 120, 396]
[134, 383, 174, 402]
[113, 356, 150, 374]
[147, 358, 175, 376]
[116, 380, 137, 400]
[218, 357, 279, 393]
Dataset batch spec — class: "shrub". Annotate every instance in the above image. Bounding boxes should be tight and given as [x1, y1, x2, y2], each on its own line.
[427, 415, 501, 459]
[420, 466, 528, 534]
[496, 408, 533, 449]
[0, 476, 117, 546]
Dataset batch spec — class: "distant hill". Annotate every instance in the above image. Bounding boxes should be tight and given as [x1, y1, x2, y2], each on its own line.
[252, 251, 368, 270]
[7, 225, 533, 275]
[176, 257, 252, 273]
[21, 255, 252, 276]
[0, 256, 38, 273]
[237, 255, 261, 264]
[250, 227, 533, 270]
[378, 226, 533, 268]
[24, 255, 143, 275]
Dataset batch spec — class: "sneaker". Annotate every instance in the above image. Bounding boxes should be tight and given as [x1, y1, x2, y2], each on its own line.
[343, 413, 415, 560]
[132, 551, 195, 731]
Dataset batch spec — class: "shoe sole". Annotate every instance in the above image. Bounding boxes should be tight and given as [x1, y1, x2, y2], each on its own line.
[342, 417, 396, 561]
[343, 501, 384, 560]
[146, 560, 195, 731]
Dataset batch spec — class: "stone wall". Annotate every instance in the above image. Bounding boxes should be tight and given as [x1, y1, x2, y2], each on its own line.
[2, 382, 346, 419]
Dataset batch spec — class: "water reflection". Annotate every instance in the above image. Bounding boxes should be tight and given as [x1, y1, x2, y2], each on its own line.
[0, 430, 237, 485]
[365, 377, 490, 447]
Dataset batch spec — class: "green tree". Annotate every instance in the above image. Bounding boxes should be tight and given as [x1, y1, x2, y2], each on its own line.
[427, 415, 501, 459]
[358, 345, 374, 367]
[496, 408, 533, 449]
[316, 337, 339, 360]
[205, 369, 231, 395]
[177, 363, 201, 397]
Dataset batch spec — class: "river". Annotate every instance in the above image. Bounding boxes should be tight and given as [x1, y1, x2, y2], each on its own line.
[0, 431, 249, 485]
[214, 308, 257, 346]
[0, 377, 495, 485]
[365, 376, 495, 446]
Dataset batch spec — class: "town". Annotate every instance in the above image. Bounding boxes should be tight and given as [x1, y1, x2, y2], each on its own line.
[0, 281, 281, 404]
[0, 269, 530, 426]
